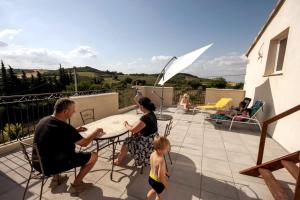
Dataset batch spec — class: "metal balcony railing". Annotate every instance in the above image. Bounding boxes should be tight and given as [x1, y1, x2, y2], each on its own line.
[0, 90, 111, 146]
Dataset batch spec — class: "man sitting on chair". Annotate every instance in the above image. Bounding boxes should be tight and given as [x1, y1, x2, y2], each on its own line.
[32, 98, 103, 193]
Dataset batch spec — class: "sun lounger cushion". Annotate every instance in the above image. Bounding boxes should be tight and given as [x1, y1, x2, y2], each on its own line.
[197, 98, 232, 110]
[249, 101, 264, 117]
[210, 114, 231, 120]
[210, 114, 249, 122]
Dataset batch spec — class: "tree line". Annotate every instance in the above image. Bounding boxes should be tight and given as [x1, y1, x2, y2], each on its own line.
[0, 61, 73, 95]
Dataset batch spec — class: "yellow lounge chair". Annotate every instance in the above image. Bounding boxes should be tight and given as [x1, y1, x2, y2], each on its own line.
[193, 98, 232, 114]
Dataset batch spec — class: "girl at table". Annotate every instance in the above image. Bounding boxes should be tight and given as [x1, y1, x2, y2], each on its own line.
[114, 97, 158, 166]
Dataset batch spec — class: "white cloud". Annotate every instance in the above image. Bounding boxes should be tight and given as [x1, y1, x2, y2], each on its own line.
[184, 53, 247, 82]
[69, 46, 98, 58]
[108, 58, 151, 74]
[0, 45, 100, 69]
[0, 39, 247, 82]
[0, 41, 8, 47]
[0, 28, 101, 69]
[151, 55, 172, 63]
[205, 54, 247, 70]
[0, 29, 22, 40]
[108, 56, 173, 74]
[109, 53, 247, 82]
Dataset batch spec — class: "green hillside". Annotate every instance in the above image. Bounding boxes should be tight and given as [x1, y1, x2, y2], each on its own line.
[14, 65, 243, 91]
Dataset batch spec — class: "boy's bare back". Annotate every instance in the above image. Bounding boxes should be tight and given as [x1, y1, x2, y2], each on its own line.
[146, 136, 170, 200]
[150, 151, 166, 181]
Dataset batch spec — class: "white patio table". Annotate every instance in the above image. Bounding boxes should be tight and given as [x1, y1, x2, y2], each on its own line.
[80, 112, 141, 180]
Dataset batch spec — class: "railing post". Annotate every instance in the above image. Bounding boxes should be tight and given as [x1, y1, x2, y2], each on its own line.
[257, 123, 268, 165]
[294, 154, 300, 200]
[255, 104, 300, 165]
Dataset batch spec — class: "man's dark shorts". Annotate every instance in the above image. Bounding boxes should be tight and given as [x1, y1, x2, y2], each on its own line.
[33, 152, 91, 176]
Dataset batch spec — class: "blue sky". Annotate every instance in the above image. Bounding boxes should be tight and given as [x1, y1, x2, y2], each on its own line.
[0, 0, 276, 81]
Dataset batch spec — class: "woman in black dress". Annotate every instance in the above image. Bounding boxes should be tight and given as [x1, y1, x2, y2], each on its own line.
[114, 97, 158, 166]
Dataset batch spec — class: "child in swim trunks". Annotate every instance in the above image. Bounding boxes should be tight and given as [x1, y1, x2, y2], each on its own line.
[146, 136, 170, 200]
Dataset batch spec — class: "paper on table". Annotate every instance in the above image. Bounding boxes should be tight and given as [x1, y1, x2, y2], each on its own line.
[158, 43, 213, 85]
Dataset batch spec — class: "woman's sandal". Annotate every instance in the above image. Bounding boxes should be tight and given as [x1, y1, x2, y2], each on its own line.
[49, 174, 68, 188]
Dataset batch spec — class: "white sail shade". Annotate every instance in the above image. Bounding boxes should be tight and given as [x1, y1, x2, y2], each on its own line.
[158, 43, 213, 85]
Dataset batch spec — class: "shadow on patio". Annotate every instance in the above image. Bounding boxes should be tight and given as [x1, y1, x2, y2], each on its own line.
[0, 108, 296, 199]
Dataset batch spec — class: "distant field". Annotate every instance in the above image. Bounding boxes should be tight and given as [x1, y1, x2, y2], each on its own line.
[121, 75, 157, 85]
[104, 78, 120, 85]
[77, 73, 204, 87]
[77, 72, 98, 77]
[14, 66, 242, 90]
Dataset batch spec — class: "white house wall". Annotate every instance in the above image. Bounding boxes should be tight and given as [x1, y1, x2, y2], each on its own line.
[244, 0, 300, 152]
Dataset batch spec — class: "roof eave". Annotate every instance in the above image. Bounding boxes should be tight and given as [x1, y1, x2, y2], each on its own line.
[245, 0, 286, 57]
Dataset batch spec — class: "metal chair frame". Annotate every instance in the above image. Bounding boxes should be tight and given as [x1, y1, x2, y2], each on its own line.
[19, 140, 48, 200]
[163, 120, 173, 171]
[209, 101, 265, 131]
[79, 108, 102, 152]
[20, 140, 76, 200]
[80, 108, 95, 125]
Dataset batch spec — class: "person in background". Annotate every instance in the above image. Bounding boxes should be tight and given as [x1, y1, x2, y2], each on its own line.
[216, 101, 247, 117]
[133, 83, 143, 114]
[114, 97, 158, 166]
[133, 83, 143, 107]
[180, 93, 191, 112]
[214, 101, 250, 124]
[146, 136, 170, 200]
[32, 98, 103, 194]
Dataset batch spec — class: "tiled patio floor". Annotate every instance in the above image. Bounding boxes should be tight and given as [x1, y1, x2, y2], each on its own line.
[0, 108, 296, 200]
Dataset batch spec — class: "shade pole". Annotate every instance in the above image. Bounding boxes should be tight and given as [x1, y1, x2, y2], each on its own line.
[152, 56, 177, 117]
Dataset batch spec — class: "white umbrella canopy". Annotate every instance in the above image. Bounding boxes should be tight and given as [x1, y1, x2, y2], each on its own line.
[158, 43, 213, 85]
